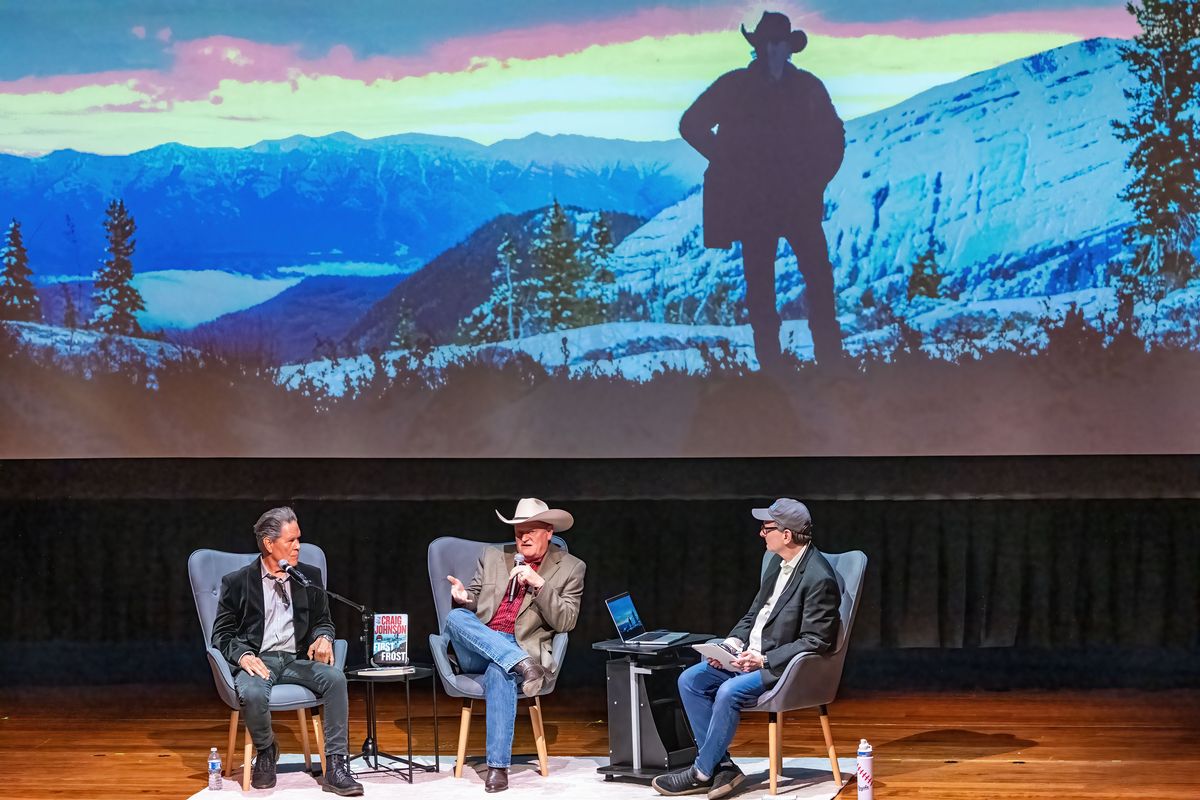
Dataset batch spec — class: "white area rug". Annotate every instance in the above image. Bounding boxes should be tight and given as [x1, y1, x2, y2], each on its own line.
[192, 754, 853, 799]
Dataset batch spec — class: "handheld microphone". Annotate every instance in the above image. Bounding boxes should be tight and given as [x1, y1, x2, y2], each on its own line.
[279, 559, 313, 588]
[508, 553, 526, 602]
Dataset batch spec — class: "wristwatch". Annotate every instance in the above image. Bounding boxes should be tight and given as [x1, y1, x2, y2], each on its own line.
[761, 653, 769, 669]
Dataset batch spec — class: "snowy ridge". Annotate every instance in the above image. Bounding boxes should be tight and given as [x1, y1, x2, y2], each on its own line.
[275, 284, 1200, 395]
[3, 321, 195, 387]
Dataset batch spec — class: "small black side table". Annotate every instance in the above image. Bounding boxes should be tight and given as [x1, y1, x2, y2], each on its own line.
[346, 664, 441, 782]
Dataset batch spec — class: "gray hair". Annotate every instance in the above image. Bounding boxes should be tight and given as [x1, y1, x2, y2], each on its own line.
[784, 520, 813, 546]
[253, 506, 297, 552]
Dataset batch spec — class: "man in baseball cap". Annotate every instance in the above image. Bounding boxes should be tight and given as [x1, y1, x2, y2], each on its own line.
[653, 499, 839, 798]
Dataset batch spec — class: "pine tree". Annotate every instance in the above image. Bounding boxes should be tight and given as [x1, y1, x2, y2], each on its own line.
[0, 218, 42, 322]
[530, 200, 592, 331]
[581, 212, 617, 324]
[907, 239, 945, 301]
[61, 284, 78, 329]
[497, 233, 520, 340]
[91, 199, 146, 335]
[388, 303, 418, 349]
[1112, 0, 1200, 289]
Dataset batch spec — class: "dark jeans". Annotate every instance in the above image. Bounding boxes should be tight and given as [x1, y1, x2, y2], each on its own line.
[233, 650, 349, 755]
[742, 219, 843, 366]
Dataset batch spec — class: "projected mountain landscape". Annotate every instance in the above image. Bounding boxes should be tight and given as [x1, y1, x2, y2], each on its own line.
[1, 3, 1197, 458]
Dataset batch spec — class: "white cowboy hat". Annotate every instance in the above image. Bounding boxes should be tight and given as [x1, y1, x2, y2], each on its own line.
[495, 498, 574, 532]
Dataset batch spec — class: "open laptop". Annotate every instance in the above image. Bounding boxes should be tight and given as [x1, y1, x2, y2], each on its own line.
[604, 592, 688, 645]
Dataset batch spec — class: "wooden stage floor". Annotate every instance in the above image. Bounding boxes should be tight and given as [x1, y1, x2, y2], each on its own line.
[1, 684, 1197, 799]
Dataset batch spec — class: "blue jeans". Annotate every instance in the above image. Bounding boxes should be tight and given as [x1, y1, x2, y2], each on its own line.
[678, 662, 767, 777]
[444, 607, 531, 768]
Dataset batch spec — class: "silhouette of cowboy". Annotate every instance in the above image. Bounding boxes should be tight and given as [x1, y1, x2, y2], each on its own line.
[681, 11, 845, 367]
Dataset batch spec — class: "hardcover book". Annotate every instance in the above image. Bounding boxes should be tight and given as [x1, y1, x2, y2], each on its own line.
[371, 613, 409, 666]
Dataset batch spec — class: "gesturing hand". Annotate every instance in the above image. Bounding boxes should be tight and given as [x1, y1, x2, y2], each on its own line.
[446, 575, 471, 605]
[238, 653, 272, 680]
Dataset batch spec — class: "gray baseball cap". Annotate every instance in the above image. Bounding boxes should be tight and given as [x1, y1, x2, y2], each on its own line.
[751, 498, 813, 533]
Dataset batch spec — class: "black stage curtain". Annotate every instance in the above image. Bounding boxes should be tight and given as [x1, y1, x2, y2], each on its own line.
[3, 492, 1197, 689]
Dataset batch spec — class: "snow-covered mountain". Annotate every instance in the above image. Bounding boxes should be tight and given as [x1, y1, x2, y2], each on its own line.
[0, 132, 704, 275]
[609, 38, 1139, 320]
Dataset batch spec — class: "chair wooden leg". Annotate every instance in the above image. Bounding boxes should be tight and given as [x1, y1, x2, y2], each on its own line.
[242, 731, 253, 792]
[455, 699, 474, 778]
[311, 708, 327, 777]
[225, 710, 239, 778]
[818, 704, 842, 785]
[768, 711, 780, 795]
[529, 697, 550, 777]
[298, 709, 312, 772]
[776, 711, 785, 776]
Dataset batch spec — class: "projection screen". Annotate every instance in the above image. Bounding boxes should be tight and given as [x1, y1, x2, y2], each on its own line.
[0, 1, 1196, 457]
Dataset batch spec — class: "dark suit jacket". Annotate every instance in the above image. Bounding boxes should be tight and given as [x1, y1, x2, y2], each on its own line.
[211, 559, 335, 670]
[728, 546, 841, 689]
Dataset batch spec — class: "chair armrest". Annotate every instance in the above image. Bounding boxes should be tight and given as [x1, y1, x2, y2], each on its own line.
[206, 647, 240, 710]
[333, 639, 348, 670]
[549, 632, 568, 674]
[429, 633, 455, 682]
[754, 650, 840, 711]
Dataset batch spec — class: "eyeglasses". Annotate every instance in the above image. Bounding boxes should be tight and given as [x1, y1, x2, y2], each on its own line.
[760, 524, 780, 533]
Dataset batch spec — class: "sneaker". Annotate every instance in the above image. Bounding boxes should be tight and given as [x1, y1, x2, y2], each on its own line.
[708, 762, 746, 799]
[652, 766, 714, 796]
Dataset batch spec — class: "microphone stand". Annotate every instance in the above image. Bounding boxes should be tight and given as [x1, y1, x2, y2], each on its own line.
[285, 569, 404, 774]
[284, 567, 375, 666]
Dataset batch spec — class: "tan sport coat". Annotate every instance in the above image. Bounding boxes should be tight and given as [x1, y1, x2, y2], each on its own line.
[460, 543, 586, 671]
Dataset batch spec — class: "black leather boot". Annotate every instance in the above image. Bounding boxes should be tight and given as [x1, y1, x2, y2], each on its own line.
[322, 754, 364, 796]
[251, 741, 278, 790]
[511, 657, 548, 696]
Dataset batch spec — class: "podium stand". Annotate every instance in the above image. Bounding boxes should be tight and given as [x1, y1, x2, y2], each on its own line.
[592, 634, 713, 782]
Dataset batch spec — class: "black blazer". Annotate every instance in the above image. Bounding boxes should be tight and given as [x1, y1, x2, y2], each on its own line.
[211, 559, 335, 669]
[727, 547, 841, 688]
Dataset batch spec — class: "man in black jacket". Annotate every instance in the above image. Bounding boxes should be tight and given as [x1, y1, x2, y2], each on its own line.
[211, 507, 362, 796]
[652, 499, 840, 798]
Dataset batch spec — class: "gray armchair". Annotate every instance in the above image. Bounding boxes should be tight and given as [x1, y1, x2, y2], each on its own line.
[746, 549, 867, 794]
[188, 545, 348, 791]
[427, 535, 570, 778]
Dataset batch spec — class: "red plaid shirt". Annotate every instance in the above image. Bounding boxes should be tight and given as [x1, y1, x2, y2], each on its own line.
[487, 557, 542, 635]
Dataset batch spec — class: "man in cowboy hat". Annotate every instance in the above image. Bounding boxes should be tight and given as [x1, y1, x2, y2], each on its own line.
[652, 499, 840, 797]
[680, 11, 846, 369]
[444, 498, 587, 793]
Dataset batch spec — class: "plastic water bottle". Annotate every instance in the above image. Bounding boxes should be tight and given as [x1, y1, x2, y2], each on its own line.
[856, 738, 873, 800]
[207, 747, 222, 790]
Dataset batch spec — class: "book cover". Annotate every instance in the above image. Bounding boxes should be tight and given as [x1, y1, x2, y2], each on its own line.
[371, 613, 409, 665]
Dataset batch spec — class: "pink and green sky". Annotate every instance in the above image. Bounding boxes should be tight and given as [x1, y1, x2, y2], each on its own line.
[0, 1, 1137, 156]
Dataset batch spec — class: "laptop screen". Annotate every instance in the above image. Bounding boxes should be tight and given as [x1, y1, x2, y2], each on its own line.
[605, 592, 646, 640]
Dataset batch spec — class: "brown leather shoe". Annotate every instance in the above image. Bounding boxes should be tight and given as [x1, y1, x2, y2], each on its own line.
[511, 657, 547, 696]
[484, 767, 509, 792]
